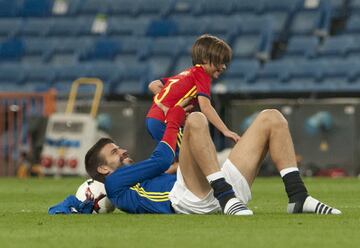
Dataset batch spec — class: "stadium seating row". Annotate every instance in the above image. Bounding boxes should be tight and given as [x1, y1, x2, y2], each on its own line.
[0, 0, 349, 18]
[218, 58, 360, 93]
[0, 0, 356, 96]
[0, 62, 151, 95]
[3, 56, 360, 96]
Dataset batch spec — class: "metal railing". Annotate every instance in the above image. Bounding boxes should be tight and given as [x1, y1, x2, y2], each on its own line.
[0, 89, 56, 176]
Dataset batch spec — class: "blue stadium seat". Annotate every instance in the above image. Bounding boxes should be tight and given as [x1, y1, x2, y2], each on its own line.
[76, 0, 107, 15]
[287, 60, 323, 85]
[232, 36, 261, 58]
[138, 37, 182, 78]
[141, 37, 185, 59]
[113, 63, 150, 95]
[289, 0, 332, 37]
[56, 0, 81, 16]
[47, 37, 92, 65]
[180, 36, 197, 55]
[0, 64, 25, 85]
[201, 16, 236, 37]
[262, 0, 297, 13]
[0, 38, 24, 61]
[173, 16, 208, 36]
[0, 1, 19, 17]
[172, 55, 192, 74]
[316, 36, 353, 58]
[145, 19, 178, 37]
[84, 62, 121, 94]
[54, 64, 88, 83]
[47, 17, 84, 36]
[196, 0, 233, 15]
[265, 12, 288, 36]
[283, 36, 318, 59]
[320, 59, 354, 86]
[79, 38, 121, 61]
[19, 0, 53, 17]
[231, 15, 274, 61]
[23, 38, 53, 64]
[85, 62, 120, 84]
[224, 59, 260, 83]
[138, 0, 171, 16]
[53, 64, 89, 95]
[0, 18, 22, 37]
[328, 0, 346, 18]
[243, 1, 292, 36]
[147, 57, 174, 79]
[341, 58, 360, 90]
[346, 35, 360, 59]
[107, 0, 139, 16]
[255, 60, 292, 84]
[141, 37, 184, 77]
[22, 64, 56, 92]
[167, 0, 200, 17]
[114, 37, 148, 64]
[345, 16, 360, 33]
[349, 0, 360, 13]
[107, 17, 149, 36]
[19, 18, 50, 37]
[232, 0, 263, 14]
[236, 15, 269, 35]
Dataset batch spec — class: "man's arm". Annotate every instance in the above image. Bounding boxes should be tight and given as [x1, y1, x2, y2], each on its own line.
[198, 96, 240, 143]
[106, 106, 186, 189]
[148, 80, 164, 95]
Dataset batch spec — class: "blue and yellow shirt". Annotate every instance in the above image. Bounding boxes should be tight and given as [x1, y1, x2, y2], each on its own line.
[105, 142, 176, 214]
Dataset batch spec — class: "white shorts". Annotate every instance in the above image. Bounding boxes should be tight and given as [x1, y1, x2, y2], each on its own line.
[169, 159, 252, 214]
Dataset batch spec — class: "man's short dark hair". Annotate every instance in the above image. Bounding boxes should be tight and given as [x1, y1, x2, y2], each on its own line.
[191, 34, 232, 67]
[85, 138, 114, 183]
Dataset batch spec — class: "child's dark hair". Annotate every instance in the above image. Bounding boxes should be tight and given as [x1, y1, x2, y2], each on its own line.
[191, 34, 232, 66]
[85, 138, 114, 183]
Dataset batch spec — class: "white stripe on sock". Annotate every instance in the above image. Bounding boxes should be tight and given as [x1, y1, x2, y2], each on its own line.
[280, 167, 299, 178]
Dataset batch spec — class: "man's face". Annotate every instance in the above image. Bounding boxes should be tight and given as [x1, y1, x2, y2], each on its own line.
[203, 63, 227, 79]
[100, 143, 134, 173]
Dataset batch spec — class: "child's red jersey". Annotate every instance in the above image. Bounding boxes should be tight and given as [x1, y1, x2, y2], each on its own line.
[147, 65, 211, 122]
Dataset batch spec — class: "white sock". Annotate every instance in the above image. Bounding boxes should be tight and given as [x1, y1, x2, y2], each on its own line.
[288, 196, 342, 214]
[280, 167, 299, 178]
[206, 171, 225, 183]
[224, 198, 253, 216]
[302, 196, 341, 214]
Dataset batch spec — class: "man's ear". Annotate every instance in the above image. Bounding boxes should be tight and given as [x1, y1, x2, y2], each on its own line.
[97, 165, 110, 175]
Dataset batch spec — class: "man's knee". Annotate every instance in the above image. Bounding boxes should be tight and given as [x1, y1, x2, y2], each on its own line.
[185, 112, 208, 130]
[258, 109, 288, 130]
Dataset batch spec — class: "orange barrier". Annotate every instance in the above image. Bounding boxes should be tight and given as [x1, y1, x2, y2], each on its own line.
[0, 89, 56, 176]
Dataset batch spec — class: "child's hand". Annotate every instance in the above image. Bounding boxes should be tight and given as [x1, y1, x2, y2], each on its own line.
[223, 130, 240, 143]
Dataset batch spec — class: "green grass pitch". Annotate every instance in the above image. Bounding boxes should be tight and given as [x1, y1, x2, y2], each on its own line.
[0, 177, 359, 248]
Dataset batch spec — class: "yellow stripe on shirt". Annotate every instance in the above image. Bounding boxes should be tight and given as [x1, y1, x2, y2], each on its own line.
[130, 184, 170, 202]
[175, 86, 197, 106]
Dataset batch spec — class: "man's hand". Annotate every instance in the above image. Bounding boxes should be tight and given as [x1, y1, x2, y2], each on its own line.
[177, 97, 194, 113]
[156, 102, 169, 115]
[157, 97, 194, 116]
[223, 130, 241, 143]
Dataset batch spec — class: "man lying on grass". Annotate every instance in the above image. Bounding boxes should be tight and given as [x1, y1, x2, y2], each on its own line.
[85, 98, 341, 215]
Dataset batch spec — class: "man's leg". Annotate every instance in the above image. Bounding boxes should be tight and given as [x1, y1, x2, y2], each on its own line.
[178, 112, 251, 215]
[228, 109, 341, 214]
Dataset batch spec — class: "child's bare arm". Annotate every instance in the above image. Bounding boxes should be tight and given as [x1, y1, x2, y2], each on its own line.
[198, 96, 240, 143]
[148, 80, 164, 95]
